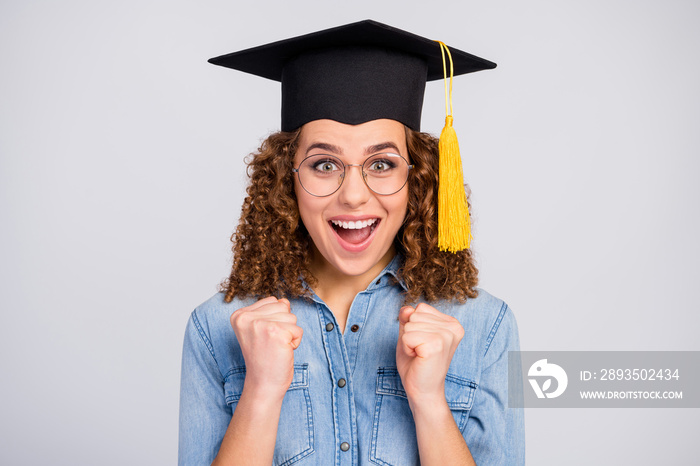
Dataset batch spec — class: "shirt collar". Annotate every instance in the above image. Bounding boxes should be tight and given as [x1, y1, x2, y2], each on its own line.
[374, 253, 408, 291]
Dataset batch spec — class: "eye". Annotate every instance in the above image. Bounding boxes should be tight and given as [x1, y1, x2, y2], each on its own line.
[311, 158, 341, 173]
[366, 156, 397, 173]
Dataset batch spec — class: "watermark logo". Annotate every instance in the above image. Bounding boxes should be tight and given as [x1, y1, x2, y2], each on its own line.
[528, 358, 568, 399]
[509, 351, 697, 408]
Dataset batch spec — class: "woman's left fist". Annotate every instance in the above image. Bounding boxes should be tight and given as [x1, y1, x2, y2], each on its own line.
[396, 303, 465, 402]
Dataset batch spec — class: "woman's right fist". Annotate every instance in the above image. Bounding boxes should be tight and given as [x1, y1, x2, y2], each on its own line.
[230, 297, 303, 399]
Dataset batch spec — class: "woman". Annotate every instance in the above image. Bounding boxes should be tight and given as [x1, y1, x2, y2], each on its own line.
[179, 20, 524, 466]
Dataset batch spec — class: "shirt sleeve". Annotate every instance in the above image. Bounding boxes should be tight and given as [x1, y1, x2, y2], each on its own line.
[178, 310, 232, 466]
[464, 304, 526, 465]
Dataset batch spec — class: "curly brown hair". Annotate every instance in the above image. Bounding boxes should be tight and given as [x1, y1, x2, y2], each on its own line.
[220, 126, 479, 304]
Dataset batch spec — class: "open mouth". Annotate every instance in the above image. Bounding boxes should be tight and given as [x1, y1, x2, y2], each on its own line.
[329, 218, 379, 245]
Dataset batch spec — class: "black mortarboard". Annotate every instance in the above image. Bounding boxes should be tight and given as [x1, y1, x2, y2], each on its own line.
[208, 19, 496, 132]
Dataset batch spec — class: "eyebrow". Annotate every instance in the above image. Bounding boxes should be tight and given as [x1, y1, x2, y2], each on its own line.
[306, 142, 344, 155]
[365, 142, 400, 155]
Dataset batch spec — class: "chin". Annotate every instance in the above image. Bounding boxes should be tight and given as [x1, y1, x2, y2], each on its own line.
[313, 231, 397, 280]
[330, 253, 391, 277]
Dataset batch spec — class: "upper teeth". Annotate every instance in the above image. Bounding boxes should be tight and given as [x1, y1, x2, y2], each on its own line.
[331, 219, 377, 230]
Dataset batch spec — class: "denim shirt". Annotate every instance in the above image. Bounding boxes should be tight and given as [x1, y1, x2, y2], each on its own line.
[179, 256, 525, 465]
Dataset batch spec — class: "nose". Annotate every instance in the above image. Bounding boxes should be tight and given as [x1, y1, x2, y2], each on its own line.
[337, 164, 371, 208]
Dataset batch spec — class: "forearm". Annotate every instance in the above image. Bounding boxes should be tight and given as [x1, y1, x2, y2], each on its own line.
[409, 394, 476, 466]
[212, 384, 285, 466]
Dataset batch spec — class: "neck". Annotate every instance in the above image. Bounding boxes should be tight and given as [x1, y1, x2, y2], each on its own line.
[310, 245, 396, 302]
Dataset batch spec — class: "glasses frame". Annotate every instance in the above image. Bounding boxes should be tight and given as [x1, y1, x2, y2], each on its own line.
[292, 153, 414, 197]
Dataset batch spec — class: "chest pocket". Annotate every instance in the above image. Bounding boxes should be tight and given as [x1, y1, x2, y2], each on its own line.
[370, 367, 477, 466]
[224, 364, 314, 466]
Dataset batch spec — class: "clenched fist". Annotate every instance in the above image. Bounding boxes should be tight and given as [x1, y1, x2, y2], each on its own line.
[396, 303, 465, 403]
[230, 297, 303, 400]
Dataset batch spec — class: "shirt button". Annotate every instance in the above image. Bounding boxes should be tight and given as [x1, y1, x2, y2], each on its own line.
[337, 378, 346, 388]
[350, 324, 359, 332]
[340, 442, 350, 452]
[325, 322, 334, 331]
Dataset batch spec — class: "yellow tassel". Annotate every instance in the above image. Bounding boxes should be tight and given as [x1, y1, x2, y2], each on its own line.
[436, 41, 471, 252]
[438, 115, 471, 252]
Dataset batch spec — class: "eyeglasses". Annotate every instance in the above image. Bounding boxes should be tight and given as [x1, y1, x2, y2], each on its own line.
[293, 153, 413, 197]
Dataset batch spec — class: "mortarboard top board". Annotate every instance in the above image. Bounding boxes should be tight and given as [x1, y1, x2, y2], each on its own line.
[208, 19, 496, 132]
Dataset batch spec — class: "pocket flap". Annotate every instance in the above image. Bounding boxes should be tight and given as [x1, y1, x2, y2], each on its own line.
[444, 373, 478, 410]
[376, 367, 478, 410]
[224, 364, 309, 405]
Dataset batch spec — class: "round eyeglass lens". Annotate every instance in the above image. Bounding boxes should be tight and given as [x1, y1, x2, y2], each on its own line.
[362, 153, 410, 195]
[297, 154, 345, 197]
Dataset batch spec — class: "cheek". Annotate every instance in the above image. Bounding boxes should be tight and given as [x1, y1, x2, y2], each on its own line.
[395, 190, 410, 219]
[293, 177, 309, 213]
[382, 191, 409, 230]
[294, 183, 323, 229]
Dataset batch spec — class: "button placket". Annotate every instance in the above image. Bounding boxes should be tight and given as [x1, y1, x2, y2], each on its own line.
[317, 303, 355, 465]
[343, 291, 372, 376]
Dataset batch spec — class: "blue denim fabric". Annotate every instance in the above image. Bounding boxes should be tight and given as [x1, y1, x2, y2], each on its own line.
[179, 256, 525, 465]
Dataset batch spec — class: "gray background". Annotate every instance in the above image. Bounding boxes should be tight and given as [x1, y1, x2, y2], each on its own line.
[1, 0, 698, 464]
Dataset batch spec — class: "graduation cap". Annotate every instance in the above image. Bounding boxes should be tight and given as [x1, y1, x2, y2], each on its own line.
[209, 19, 496, 252]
